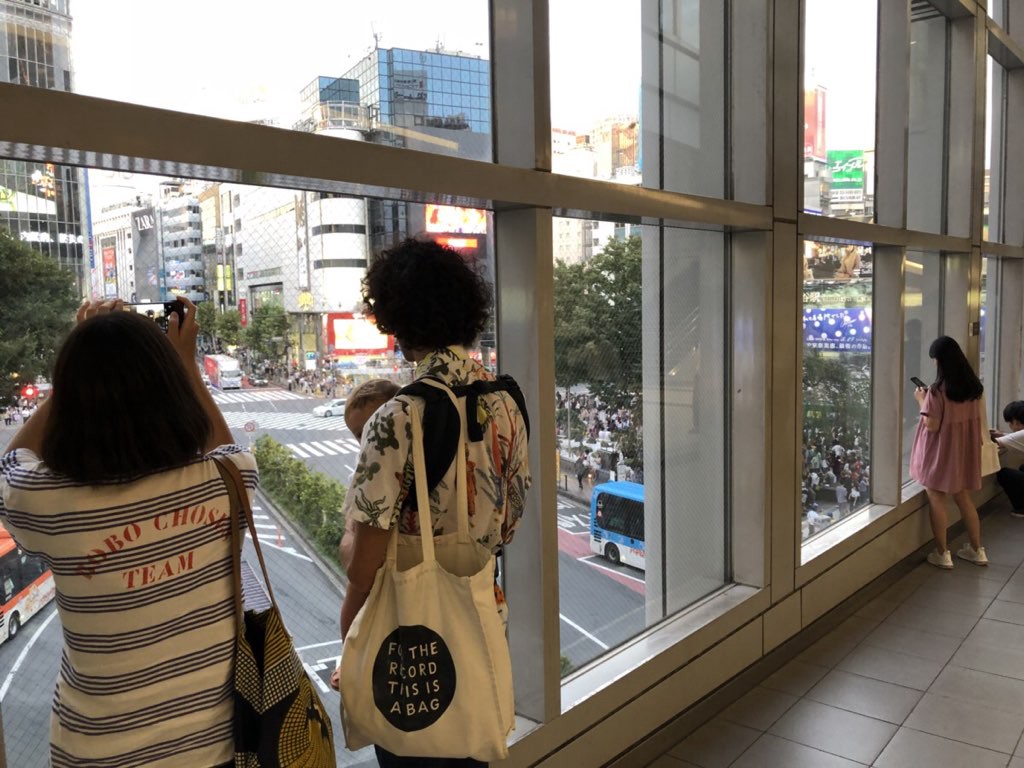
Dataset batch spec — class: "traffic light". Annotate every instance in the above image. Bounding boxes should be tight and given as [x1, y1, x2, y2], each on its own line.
[20, 384, 37, 400]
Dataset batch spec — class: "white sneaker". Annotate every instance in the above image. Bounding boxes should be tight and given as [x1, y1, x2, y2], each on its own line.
[927, 549, 953, 569]
[956, 544, 988, 566]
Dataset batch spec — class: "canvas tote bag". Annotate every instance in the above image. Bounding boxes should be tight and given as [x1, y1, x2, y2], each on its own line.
[338, 380, 514, 761]
[214, 456, 336, 768]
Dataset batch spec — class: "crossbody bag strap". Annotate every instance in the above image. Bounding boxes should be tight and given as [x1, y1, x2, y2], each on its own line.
[213, 455, 282, 615]
[214, 457, 245, 630]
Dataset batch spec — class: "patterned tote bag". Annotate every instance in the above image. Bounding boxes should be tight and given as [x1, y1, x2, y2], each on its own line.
[338, 381, 515, 761]
[214, 456, 336, 768]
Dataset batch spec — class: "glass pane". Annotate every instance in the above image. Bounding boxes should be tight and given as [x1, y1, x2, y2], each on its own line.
[0, 167, 500, 767]
[16, 3, 492, 162]
[980, 256, 996, 394]
[907, 13, 947, 233]
[803, 0, 878, 220]
[549, 0, 767, 202]
[902, 251, 941, 487]
[985, 57, 1005, 241]
[553, 219, 727, 675]
[801, 242, 873, 540]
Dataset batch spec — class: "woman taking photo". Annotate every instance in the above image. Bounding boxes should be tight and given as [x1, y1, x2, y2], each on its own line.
[910, 335, 986, 569]
[0, 298, 255, 768]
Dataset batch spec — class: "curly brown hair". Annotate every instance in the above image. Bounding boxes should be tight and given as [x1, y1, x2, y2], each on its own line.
[362, 237, 492, 350]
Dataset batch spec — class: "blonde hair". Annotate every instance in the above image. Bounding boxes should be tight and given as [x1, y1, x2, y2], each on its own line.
[344, 378, 400, 436]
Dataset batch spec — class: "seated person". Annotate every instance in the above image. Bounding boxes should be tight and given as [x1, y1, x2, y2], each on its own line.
[990, 400, 1024, 518]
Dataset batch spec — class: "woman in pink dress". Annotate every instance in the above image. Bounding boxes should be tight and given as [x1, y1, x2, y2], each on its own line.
[910, 336, 986, 569]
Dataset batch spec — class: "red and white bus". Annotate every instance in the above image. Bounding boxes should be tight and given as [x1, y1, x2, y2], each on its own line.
[0, 524, 55, 644]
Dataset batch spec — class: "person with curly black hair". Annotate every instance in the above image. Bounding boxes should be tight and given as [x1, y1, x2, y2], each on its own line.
[338, 238, 531, 768]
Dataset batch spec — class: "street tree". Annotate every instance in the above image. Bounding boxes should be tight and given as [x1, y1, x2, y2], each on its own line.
[195, 301, 218, 345]
[216, 309, 242, 347]
[243, 302, 290, 361]
[0, 227, 79, 398]
[553, 234, 643, 468]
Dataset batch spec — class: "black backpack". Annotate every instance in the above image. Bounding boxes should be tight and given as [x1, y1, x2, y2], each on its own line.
[396, 374, 530, 495]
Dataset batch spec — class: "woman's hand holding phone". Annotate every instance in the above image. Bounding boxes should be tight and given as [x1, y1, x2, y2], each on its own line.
[166, 296, 199, 369]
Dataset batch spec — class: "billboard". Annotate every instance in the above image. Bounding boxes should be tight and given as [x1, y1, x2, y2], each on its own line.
[827, 150, 865, 203]
[425, 205, 487, 234]
[101, 239, 117, 298]
[323, 313, 393, 355]
[803, 86, 827, 161]
[131, 207, 160, 302]
[803, 307, 872, 353]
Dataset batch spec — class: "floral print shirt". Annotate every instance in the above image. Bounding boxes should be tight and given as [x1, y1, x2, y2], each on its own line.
[342, 346, 531, 555]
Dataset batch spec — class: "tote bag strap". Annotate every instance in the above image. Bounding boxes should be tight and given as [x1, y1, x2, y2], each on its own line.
[215, 457, 245, 630]
[213, 455, 282, 617]
[415, 378, 469, 535]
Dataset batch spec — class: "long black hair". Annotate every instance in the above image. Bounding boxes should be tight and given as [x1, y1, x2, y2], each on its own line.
[41, 311, 211, 483]
[929, 335, 983, 403]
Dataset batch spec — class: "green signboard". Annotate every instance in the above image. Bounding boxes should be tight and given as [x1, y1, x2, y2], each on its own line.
[828, 150, 865, 203]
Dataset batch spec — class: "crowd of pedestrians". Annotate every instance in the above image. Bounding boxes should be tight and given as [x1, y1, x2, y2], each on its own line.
[2, 403, 38, 427]
[801, 425, 872, 534]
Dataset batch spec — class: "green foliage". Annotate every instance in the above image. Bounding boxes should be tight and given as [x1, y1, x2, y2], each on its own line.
[195, 301, 218, 341]
[216, 309, 242, 346]
[0, 227, 79, 398]
[243, 302, 290, 359]
[803, 351, 871, 435]
[553, 234, 643, 468]
[252, 434, 347, 567]
[560, 655, 573, 677]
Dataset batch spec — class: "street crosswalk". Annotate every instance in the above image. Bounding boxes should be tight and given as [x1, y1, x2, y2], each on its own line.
[211, 389, 307, 404]
[222, 410, 346, 431]
[286, 437, 362, 459]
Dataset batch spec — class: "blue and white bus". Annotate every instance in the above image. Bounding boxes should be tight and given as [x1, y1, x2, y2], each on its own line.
[589, 481, 645, 570]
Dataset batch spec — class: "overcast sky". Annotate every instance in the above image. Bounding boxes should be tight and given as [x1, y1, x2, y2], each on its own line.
[71, 1, 641, 132]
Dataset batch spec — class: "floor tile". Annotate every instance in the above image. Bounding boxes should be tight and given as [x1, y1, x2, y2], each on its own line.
[730, 734, 865, 768]
[874, 727, 1011, 768]
[902, 585, 994, 618]
[985, 599, 1024, 626]
[855, 596, 901, 621]
[718, 685, 799, 731]
[929, 665, 1024, 714]
[862, 621, 962, 664]
[905, 692, 1024, 754]
[795, 630, 860, 668]
[884, 601, 980, 639]
[805, 669, 923, 724]
[998, 580, 1024, 605]
[768, 699, 897, 765]
[950, 639, 1024, 681]
[878, 579, 923, 604]
[967, 617, 1024, 647]
[648, 756, 699, 768]
[1009, 757, 1024, 768]
[667, 718, 760, 768]
[761, 660, 829, 697]
[836, 644, 944, 691]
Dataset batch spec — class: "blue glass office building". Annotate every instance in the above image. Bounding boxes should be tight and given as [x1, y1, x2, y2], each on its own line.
[342, 47, 491, 252]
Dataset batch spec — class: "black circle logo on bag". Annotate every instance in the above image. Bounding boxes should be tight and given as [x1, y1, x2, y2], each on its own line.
[372, 625, 456, 731]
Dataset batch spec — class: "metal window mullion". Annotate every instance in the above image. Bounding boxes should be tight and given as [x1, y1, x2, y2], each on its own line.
[490, 0, 559, 724]
[871, 246, 905, 506]
[875, 0, 911, 229]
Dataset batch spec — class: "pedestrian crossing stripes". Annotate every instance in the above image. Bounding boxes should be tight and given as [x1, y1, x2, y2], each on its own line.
[286, 437, 362, 459]
[222, 410, 347, 432]
[212, 389, 306, 404]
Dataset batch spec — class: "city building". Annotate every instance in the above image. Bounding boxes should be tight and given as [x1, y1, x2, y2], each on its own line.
[157, 184, 205, 302]
[0, 0, 85, 293]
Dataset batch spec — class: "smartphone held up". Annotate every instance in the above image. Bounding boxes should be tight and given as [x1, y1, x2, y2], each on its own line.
[910, 376, 928, 389]
[122, 299, 187, 332]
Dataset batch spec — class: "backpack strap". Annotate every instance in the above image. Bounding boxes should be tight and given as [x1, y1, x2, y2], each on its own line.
[396, 373, 531, 495]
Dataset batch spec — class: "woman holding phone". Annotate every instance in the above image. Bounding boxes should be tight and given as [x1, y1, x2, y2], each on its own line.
[910, 335, 986, 569]
[0, 297, 254, 767]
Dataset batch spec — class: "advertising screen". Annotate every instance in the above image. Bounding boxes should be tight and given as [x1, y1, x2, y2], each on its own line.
[804, 86, 827, 162]
[324, 313, 393, 355]
[101, 240, 117, 298]
[424, 205, 487, 234]
[803, 306, 872, 353]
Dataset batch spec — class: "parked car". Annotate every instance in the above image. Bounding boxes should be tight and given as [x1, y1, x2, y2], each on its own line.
[313, 398, 347, 418]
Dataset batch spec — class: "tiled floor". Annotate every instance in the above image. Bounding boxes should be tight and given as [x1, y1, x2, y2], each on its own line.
[650, 512, 1024, 768]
